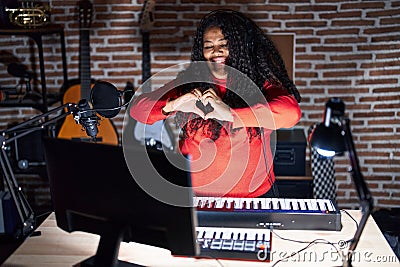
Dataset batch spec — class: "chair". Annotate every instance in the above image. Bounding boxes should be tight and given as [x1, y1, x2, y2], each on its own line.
[308, 123, 337, 202]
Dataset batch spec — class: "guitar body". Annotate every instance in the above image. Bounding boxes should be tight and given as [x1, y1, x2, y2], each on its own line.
[58, 82, 119, 145]
[57, 0, 119, 146]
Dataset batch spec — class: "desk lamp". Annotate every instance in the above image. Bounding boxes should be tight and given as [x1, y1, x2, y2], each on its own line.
[308, 98, 373, 267]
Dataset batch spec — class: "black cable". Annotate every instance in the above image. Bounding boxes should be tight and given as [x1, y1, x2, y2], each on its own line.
[270, 229, 341, 267]
[341, 209, 359, 228]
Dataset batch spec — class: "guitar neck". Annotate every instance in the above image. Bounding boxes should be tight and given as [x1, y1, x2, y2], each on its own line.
[141, 31, 151, 93]
[80, 28, 91, 100]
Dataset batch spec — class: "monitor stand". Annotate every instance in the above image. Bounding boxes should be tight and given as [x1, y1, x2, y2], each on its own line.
[79, 224, 143, 267]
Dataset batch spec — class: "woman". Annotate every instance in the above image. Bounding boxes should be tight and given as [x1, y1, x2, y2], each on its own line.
[130, 9, 301, 198]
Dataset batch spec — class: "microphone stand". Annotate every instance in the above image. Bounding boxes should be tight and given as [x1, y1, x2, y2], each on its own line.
[339, 117, 373, 267]
[0, 103, 76, 239]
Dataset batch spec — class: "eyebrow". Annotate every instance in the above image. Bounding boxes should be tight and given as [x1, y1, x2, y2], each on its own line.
[204, 38, 227, 43]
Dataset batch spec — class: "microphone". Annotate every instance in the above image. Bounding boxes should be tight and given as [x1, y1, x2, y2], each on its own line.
[90, 81, 124, 118]
[74, 99, 99, 138]
[124, 81, 135, 104]
[7, 62, 34, 80]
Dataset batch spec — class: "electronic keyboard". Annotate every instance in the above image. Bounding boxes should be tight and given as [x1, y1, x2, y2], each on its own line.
[196, 226, 271, 261]
[194, 197, 341, 231]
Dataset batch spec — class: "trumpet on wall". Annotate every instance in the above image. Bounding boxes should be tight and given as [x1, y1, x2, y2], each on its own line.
[5, 1, 50, 27]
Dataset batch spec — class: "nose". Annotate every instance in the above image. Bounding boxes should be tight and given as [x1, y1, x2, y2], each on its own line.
[212, 45, 223, 55]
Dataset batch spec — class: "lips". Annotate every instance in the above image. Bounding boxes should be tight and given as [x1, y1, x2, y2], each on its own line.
[212, 57, 226, 64]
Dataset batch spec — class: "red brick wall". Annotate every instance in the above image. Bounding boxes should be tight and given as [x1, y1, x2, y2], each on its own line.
[0, 0, 399, 210]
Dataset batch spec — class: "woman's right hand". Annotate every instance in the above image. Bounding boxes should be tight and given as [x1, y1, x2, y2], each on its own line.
[162, 89, 205, 118]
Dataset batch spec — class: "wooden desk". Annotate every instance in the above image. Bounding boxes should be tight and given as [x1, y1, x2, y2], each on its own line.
[3, 211, 399, 267]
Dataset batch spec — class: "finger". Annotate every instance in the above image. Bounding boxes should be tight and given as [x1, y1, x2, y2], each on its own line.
[191, 89, 202, 98]
[203, 88, 217, 97]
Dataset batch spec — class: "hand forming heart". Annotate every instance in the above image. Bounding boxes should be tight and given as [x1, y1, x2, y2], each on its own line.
[195, 99, 214, 115]
[164, 88, 233, 122]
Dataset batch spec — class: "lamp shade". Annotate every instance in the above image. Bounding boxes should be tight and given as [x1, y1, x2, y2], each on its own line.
[309, 122, 347, 157]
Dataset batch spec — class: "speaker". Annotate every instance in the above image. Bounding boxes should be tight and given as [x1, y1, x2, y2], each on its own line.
[274, 129, 307, 176]
[10, 127, 47, 170]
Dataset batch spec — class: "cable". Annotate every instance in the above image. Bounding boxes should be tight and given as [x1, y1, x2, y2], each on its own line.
[270, 229, 341, 267]
[341, 209, 359, 228]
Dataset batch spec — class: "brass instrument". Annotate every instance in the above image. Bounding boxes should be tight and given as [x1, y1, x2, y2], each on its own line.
[5, 1, 50, 27]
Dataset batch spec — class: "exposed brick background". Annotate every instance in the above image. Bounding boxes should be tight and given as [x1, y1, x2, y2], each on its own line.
[0, 0, 399, 211]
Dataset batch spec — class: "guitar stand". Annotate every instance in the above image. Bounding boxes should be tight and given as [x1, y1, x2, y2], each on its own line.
[0, 103, 75, 239]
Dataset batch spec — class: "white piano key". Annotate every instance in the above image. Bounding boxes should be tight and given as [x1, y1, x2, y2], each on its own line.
[197, 229, 205, 239]
[324, 199, 335, 212]
[231, 231, 240, 240]
[233, 198, 242, 209]
[243, 199, 251, 209]
[316, 199, 327, 211]
[309, 199, 319, 210]
[253, 198, 262, 209]
[279, 198, 290, 210]
[207, 197, 215, 208]
[298, 199, 307, 210]
[214, 198, 224, 209]
[271, 198, 280, 209]
[287, 199, 299, 210]
[259, 198, 267, 209]
[204, 230, 215, 239]
[246, 231, 257, 240]
[266, 198, 273, 209]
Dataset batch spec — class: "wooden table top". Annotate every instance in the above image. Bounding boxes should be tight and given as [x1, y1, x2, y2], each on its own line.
[3, 210, 399, 267]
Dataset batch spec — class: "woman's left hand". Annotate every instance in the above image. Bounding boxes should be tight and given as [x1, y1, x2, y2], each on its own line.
[201, 89, 233, 122]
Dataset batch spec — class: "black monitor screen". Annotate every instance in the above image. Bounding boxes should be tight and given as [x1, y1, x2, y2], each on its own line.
[43, 137, 198, 267]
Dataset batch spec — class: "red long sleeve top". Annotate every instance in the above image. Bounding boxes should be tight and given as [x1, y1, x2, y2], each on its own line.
[130, 78, 301, 197]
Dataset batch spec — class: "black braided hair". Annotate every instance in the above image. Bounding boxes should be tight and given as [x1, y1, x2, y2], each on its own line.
[175, 9, 301, 141]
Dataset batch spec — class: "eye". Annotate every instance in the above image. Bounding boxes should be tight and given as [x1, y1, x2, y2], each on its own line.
[204, 45, 213, 50]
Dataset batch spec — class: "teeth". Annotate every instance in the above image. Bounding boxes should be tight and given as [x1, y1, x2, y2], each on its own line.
[214, 58, 225, 63]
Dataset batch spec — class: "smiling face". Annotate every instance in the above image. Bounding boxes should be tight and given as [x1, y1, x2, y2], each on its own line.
[203, 26, 229, 79]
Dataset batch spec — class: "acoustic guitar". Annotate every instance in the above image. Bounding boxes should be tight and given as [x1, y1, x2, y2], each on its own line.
[57, 0, 119, 145]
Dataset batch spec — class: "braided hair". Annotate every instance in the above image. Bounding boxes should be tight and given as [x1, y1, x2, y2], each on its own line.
[175, 9, 301, 140]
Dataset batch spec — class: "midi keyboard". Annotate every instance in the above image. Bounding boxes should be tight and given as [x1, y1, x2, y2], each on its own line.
[195, 197, 341, 231]
[196, 226, 271, 262]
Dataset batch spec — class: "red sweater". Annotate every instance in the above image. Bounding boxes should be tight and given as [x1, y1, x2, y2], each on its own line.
[130, 78, 301, 197]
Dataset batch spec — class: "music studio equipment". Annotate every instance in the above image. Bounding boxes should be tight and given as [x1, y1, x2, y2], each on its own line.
[74, 98, 98, 139]
[131, 0, 176, 151]
[57, 0, 119, 145]
[194, 196, 341, 231]
[0, 103, 74, 238]
[3, 0, 50, 27]
[309, 98, 373, 267]
[274, 129, 307, 176]
[196, 226, 271, 261]
[0, 77, 125, 238]
[6, 62, 42, 101]
[7, 62, 34, 80]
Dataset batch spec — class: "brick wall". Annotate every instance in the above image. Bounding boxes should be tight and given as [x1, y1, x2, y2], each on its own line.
[0, 0, 399, 210]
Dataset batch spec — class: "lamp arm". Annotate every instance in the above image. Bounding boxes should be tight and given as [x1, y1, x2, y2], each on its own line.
[341, 118, 373, 267]
[0, 103, 76, 239]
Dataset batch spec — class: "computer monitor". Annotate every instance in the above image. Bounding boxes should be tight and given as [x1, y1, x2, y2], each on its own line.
[42, 137, 199, 267]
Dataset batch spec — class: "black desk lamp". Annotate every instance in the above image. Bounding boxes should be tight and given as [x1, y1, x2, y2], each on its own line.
[308, 98, 373, 267]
